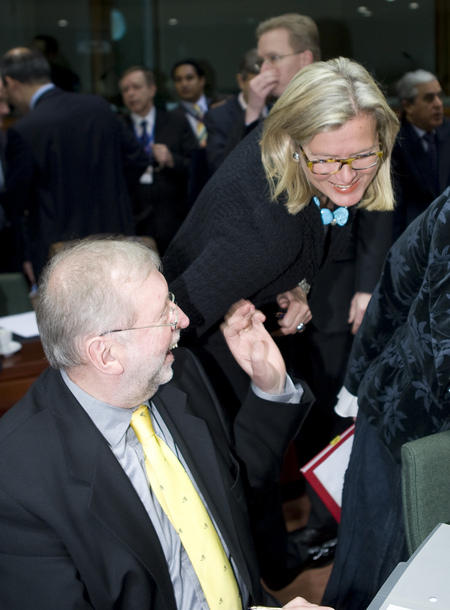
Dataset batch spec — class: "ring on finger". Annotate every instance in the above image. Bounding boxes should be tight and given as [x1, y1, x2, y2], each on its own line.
[297, 322, 305, 333]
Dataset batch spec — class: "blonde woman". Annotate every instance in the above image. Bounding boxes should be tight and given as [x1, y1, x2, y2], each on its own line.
[165, 57, 399, 588]
[166, 56, 398, 397]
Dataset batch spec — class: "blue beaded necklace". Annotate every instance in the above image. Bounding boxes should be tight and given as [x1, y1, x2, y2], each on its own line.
[313, 196, 349, 227]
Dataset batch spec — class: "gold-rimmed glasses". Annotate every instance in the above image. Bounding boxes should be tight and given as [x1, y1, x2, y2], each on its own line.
[99, 292, 178, 335]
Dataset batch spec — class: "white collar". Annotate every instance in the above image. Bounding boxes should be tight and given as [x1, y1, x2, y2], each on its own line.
[130, 106, 156, 130]
[182, 94, 208, 113]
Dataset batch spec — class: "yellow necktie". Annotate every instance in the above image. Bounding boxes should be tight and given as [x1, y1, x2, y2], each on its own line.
[131, 405, 241, 610]
[193, 103, 208, 147]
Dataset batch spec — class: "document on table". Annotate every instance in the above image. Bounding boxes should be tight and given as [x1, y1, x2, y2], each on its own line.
[0, 311, 39, 337]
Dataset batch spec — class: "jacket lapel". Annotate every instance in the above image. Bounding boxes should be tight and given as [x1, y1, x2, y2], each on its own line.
[437, 120, 450, 192]
[404, 122, 437, 197]
[49, 372, 177, 610]
[153, 382, 254, 588]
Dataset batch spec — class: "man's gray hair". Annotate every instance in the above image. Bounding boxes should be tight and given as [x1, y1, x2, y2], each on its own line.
[35, 237, 161, 370]
[396, 69, 438, 103]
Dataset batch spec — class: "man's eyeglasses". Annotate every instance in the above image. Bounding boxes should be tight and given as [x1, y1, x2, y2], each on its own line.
[300, 148, 383, 176]
[100, 293, 178, 336]
[253, 51, 303, 73]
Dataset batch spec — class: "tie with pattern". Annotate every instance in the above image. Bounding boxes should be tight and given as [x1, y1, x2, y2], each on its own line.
[139, 119, 153, 159]
[130, 404, 241, 609]
[193, 103, 208, 147]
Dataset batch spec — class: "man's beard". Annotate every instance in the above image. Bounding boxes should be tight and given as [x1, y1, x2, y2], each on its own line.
[120, 334, 179, 406]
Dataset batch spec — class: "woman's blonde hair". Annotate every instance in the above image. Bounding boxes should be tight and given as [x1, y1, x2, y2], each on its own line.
[261, 57, 400, 214]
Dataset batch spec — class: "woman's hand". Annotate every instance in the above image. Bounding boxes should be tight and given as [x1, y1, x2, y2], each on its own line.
[274, 286, 312, 336]
[348, 291, 371, 335]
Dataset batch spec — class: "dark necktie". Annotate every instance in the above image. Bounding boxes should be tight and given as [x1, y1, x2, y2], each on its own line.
[423, 131, 438, 192]
[139, 119, 153, 159]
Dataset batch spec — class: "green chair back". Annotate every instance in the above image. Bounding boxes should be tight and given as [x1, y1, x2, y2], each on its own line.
[0, 273, 33, 317]
[401, 429, 450, 555]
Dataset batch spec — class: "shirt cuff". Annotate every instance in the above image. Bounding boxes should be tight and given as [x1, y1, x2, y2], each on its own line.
[334, 386, 359, 418]
[251, 374, 304, 404]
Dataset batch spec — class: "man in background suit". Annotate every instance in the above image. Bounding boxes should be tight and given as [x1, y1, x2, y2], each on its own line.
[0, 77, 15, 271]
[204, 48, 267, 174]
[0, 236, 327, 610]
[0, 47, 149, 280]
[171, 59, 210, 147]
[392, 69, 450, 240]
[0, 78, 9, 209]
[171, 59, 215, 198]
[119, 66, 198, 253]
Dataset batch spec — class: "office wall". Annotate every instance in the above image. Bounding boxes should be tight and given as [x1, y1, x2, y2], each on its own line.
[0, 0, 439, 103]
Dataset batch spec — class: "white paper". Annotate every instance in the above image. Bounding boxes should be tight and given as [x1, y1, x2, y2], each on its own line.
[139, 165, 153, 184]
[0, 311, 39, 337]
[314, 434, 354, 506]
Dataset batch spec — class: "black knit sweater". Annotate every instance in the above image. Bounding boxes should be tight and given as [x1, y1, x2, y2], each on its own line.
[164, 123, 355, 338]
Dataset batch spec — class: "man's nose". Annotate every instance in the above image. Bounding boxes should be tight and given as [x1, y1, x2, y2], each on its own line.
[260, 59, 272, 73]
[177, 306, 190, 330]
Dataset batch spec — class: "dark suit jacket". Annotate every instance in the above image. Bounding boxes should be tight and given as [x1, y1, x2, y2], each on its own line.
[204, 95, 245, 173]
[171, 103, 212, 201]
[0, 130, 5, 174]
[392, 116, 450, 240]
[0, 348, 311, 609]
[0, 130, 5, 224]
[0, 130, 17, 271]
[1, 87, 149, 278]
[123, 109, 198, 252]
[307, 208, 393, 334]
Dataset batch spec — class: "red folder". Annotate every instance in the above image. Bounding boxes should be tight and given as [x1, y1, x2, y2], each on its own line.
[300, 425, 355, 522]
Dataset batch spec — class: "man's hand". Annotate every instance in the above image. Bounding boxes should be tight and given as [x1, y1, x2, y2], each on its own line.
[152, 143, 174, 168]
[274, 286, 312, 336]
[283, 596, 334, 609]
[347, 291, 371, 335]
[221, 300, 286, 395]
[245, 70, 278, 124]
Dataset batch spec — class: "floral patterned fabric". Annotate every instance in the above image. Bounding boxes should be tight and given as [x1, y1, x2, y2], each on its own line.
[346, 187, 450, 462]
[324, 189, 450, 610]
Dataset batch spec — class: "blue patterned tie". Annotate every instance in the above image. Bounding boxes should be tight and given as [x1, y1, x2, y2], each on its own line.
[139, 119, 153, 159]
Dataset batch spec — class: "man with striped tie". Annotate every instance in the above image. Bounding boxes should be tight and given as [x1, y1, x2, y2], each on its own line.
[171, 59, 211, 147]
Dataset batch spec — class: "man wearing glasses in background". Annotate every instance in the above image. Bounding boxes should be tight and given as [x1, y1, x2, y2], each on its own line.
[0, 236, 333, 610]
[207, 13, 320, 158]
